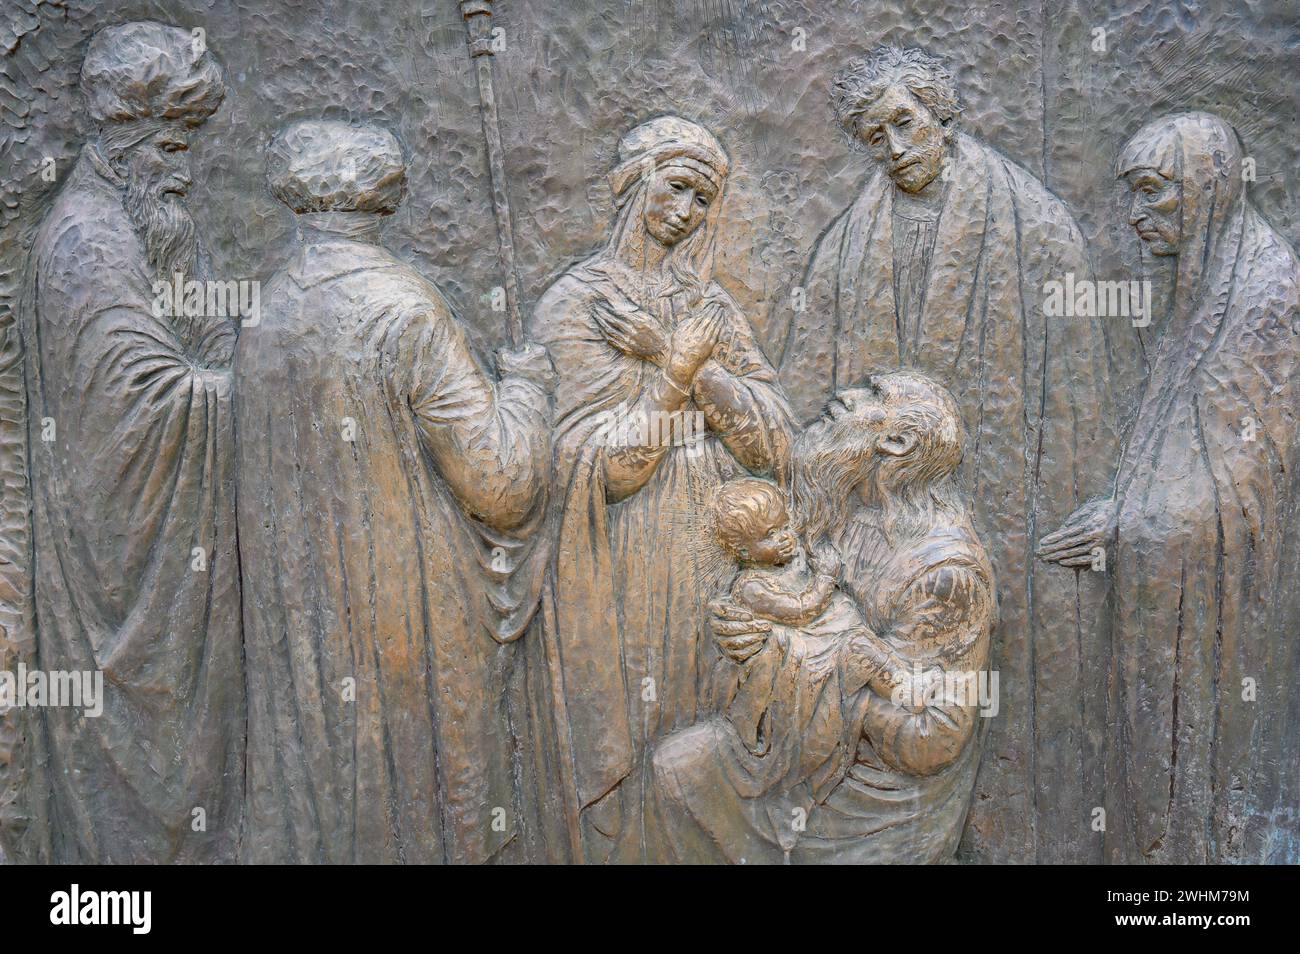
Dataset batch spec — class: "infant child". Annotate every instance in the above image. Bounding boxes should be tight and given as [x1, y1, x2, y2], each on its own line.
[713, 477, 838, 630]
[712, 476, 934, 712]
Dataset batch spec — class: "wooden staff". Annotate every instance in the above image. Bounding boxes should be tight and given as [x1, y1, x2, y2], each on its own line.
[458, 0, 584, 860]
[459, 0, 524, 347]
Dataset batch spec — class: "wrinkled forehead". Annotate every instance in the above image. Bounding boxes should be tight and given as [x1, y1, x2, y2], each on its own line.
[838, 375, 892, 404]
[839, 372, 946, 414]
[855, 84, 927, 127]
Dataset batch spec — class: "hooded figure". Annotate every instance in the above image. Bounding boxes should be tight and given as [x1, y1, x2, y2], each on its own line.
[7, 21, 240, 863]
[1044, 113, 1300, 863]
[523, 115, 793, 862]
[235, 120, 555, 864]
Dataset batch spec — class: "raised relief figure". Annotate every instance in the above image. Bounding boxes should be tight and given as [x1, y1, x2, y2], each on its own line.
[770, 46, 1118, 861]
[8, 21, 242, 863]
[525, 115, 793, 862]
[1039, 113, 1300, 863]
[655, 371, 996, 863]
[236, 120, 554, 864]
[714, 477, 841, 631]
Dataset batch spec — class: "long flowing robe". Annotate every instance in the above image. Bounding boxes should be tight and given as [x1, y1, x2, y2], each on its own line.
[14, 146, 243, 863]
[651, 512, 995, 864]
[235, 232, 551, 864]
[771, 133, 1120, 862]
[524, 254, 792, 862]
[1107, 114, 1300, 864]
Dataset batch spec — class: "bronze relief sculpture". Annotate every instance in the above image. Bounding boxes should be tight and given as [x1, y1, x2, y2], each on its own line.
[1039, 112, 1300, 863]
[654, 372, 995, 863]
[236, 119, 554, 863]
[0, 4, 1296, 866]
[769, 45, 1122, 862]
[523, 115, 793, 862]
[8, 22, 242, 863]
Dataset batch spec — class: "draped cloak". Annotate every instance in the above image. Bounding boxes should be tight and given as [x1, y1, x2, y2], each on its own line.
[235, 233, 551, 864]
[771, 133, 1120, 861]
[524, 260, 792, 863]
[518, 117, 793, 863]
[13, 146, 243, 862]
[1107, 114, 1300, 864]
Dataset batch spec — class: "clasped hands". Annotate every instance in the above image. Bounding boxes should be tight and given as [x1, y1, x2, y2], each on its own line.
[592, 291, 730, 392]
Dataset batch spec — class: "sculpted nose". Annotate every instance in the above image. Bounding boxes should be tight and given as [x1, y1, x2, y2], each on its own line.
[885, 128, 905, 160]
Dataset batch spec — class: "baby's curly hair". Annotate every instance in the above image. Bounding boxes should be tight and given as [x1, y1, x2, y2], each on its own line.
[714, 478, 788, 559]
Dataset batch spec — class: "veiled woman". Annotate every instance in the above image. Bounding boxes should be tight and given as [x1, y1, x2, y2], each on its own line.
[523, 116, 793, 863]
[1039, 113, 1300, 863]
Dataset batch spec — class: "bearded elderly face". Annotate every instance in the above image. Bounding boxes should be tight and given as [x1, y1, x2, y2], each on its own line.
[792, 377, 890, 531]
[116, 126, 199, 283]
[795, 370, 964, 534]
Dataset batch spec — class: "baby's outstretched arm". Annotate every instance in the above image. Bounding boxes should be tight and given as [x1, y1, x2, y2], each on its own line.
[735, 572, 836, 627]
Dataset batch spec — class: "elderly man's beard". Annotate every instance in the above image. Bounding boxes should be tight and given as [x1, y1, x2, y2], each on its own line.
[122, 156, 198, 285]
[794, 411, 962, 546]
[792, 414, 877, 544]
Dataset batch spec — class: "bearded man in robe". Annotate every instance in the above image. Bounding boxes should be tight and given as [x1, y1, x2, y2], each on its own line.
[769, 46, 1122, 862]
[236, 120, 555, 864]
[1040, 113, 1300, 863]
[8, 21, 240, 863]
[654, 371, 996, 863]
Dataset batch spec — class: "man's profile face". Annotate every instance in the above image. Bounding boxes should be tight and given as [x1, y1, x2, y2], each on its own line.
[852, 85, 948, 194]
[119, 127, 193, 200]
[1124, 167, 1181, 256]
[116, 124, 200, 282]
[827, 378, 889, 432]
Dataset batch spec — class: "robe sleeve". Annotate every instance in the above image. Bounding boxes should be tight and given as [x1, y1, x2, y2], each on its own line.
[857, 562, 994, 777]
[400, 302, 551, 533]
[692, 285, 794, 482]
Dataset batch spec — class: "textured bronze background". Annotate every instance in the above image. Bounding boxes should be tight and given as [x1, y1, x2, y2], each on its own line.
[1, 1, 1297, 864]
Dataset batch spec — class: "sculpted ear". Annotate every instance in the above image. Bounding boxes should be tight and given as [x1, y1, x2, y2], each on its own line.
[876, 430, 918, 457]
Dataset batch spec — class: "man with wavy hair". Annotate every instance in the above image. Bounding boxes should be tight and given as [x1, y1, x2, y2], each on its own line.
[769, 46, 1121, 862]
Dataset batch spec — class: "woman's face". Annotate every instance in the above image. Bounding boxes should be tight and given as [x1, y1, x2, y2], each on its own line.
[643, 165, 717, 247]
[1125, 167, 1182, 256]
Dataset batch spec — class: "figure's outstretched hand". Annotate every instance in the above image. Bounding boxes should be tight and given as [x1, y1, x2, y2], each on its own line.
[1036, 496, 1117, 567]
[592, 300, 669, 366]
[710, 599, 770, 663]
[496, 342, 557, 392]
